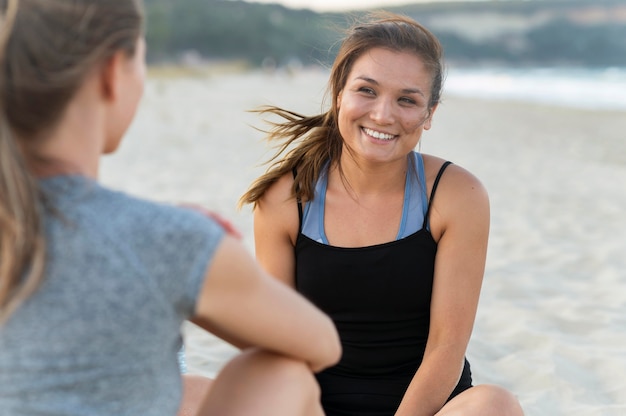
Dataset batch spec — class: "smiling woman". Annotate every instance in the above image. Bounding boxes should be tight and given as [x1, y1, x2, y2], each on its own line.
[240, 11, 525, 416]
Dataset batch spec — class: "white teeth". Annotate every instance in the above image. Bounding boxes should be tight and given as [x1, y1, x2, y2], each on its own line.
[364, 128, 395, 141]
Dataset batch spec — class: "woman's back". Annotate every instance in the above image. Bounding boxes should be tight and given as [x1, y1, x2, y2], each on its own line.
[1, 2, 340, 414]
[0, 175, 224, 415]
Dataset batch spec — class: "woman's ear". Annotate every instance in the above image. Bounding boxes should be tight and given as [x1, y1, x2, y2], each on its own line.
[424, 103, 439, 130]
[99, 51, 125, 102]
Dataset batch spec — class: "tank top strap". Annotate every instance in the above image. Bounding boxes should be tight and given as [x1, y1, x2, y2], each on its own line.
[422, 161, 453, 229]
[293, 168, 304, 233]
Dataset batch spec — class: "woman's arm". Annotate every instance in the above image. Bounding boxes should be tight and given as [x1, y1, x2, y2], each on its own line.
[192, 171, 339, 373]
[395, 162, 490, 416]
[252, 173, 301, 287]
[191, 233, 340, 373]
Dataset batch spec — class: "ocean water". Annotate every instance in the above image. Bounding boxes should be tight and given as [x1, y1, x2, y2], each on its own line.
[444, 66, 626, 111]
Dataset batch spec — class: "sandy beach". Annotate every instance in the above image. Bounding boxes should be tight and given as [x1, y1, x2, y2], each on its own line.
[100, 68, 626, 415]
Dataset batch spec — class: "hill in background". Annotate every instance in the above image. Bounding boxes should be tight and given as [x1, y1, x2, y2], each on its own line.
[144, 0, 626, 68]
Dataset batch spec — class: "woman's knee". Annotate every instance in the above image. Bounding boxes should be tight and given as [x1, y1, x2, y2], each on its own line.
[439, 384, 524, 416]
[222, 348, 320, 396]
[249, 349, 320, 393]
[479, 384, 524, 415]
[201, 348, 322, 415]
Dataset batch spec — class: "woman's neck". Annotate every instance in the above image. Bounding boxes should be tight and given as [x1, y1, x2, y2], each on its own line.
[331, 152, 409, 197]
[22, 86, 105, 179]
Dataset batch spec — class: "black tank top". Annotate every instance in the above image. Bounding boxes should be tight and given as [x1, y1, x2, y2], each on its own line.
[295, 161, 472, 415]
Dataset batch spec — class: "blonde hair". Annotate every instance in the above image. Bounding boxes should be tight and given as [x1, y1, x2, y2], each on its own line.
[239, 12, 444, 208]
[0, 0, 144, 323]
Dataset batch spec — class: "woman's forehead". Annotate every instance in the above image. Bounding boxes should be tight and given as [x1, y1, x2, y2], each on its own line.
[345, 48, 431, 87]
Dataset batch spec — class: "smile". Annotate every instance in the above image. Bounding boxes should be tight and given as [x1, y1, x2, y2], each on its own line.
[363, 127, 396, 141]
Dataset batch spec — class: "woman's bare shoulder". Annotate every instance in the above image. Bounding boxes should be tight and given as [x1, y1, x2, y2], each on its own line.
[257, 171, 296, 209]
[421, 153, 489, 237]
[421, 153, 487, 198]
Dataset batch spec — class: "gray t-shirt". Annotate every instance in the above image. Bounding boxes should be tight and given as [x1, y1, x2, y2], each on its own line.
[0, 175, 225, 415]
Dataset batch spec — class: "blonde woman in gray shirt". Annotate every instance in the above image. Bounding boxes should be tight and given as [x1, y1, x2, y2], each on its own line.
[0, 1, 340, 415]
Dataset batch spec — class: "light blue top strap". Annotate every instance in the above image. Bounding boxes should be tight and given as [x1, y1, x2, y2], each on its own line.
[302, 152, 428, 245]
[301, 166, 329, 244]
[400, 151, 429, 237]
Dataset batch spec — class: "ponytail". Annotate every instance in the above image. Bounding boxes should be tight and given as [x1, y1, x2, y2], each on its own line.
[238, 106, 342, 208]
[0, 0, 47, 323]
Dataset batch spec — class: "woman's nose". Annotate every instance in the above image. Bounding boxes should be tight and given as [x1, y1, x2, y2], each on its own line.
[369, 98, 395, 125]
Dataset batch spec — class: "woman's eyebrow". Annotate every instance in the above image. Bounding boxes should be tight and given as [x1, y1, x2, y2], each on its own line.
[401, 87, 425, 97]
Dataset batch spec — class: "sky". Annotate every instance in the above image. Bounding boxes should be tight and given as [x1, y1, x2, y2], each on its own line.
[246, 0, 463, 13]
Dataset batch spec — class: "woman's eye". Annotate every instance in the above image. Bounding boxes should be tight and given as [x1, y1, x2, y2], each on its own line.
[358, 87, 375, 95]
[399, 97, 417, 105]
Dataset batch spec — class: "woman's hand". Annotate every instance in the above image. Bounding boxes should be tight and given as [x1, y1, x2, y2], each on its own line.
[179, 203, 243, 239]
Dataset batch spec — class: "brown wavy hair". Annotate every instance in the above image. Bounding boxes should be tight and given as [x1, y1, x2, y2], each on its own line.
[239, 11, 445, 208]
[0, 0, 144, 323]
